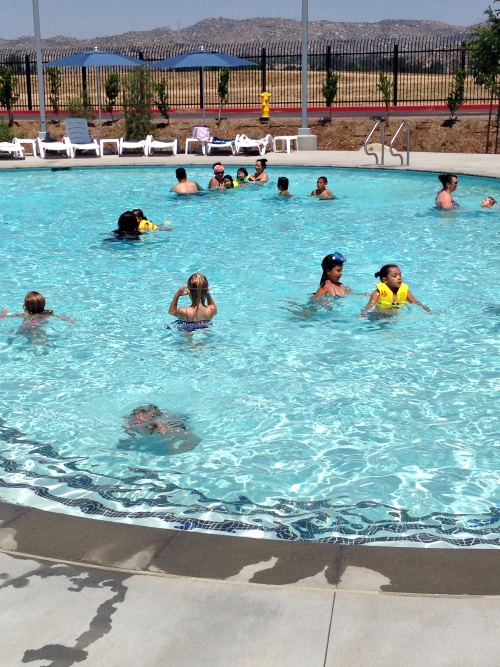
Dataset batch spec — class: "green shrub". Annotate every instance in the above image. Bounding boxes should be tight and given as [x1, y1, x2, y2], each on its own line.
[68, 91, 93, 120]
[0, 118, 14, 142]
[123, 66, 154, 139]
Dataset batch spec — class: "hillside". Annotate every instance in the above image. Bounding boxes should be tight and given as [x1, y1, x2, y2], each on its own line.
[0, 17, 477, 52]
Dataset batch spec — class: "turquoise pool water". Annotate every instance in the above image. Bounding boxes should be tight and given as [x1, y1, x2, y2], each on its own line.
[0, 165, 499, 546]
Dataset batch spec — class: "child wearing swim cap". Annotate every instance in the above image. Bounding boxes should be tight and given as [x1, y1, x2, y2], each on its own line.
[360, 264, 430, 316]
[168, 273, 217, 329]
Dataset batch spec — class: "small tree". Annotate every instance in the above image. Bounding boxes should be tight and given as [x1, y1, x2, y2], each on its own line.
[46, 67, 61, 115]
[0, 66, 19, 126]
[377, 70, 392, 121]
[104, 73, 120, 122]
[68, 91, 93, 120]
[153, 79, 170, 124]
[122, 66, 154, 139]
[446, 69, 466, 121]
[0, 118, 14, 142]
[321, 69, 340, 122]
[217, 67, 230, 123]
[468, 2, 500, 152]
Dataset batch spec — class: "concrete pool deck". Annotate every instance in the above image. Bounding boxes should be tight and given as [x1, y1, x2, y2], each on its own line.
[1, 147, 499, 666]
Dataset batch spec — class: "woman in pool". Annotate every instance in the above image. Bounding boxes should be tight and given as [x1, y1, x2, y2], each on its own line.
[435, 174, 459, 209]
[1, 291, 74, 325]
[249, 158, 269, 183]
[110, 211, 142, 239]
[312, 253, 351, 300]
[168, 273, 217, 331]
[360, 264, 430, 316]
[208, 163, 225, 189]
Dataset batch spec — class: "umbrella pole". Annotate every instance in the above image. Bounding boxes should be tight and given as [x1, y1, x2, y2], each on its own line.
[97, 70, 103, 139]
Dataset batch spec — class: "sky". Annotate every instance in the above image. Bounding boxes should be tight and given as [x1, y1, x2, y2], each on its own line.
[2, 0, 489, 41]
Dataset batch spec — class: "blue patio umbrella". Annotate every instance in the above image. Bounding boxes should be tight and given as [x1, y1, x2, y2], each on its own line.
[150, 48, 257, 124]
[44, 49, 147, 137]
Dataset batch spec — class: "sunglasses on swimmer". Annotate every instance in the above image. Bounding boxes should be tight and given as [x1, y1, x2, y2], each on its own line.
[329, 252, 346, 263]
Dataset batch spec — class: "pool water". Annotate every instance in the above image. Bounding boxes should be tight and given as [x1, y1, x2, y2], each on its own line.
[0, 165, 499, 547]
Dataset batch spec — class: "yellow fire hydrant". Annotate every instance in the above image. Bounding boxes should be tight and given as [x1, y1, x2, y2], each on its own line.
[260, 91, 271, 124]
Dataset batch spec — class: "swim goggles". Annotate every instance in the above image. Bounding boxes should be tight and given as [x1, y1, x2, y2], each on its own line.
[330, 252, 346, 263]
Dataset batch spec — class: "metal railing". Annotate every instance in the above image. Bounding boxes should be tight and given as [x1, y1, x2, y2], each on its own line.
[364, 120, 386, 165]
[389, 121, 411, 166]
[0, 33, 487, 114]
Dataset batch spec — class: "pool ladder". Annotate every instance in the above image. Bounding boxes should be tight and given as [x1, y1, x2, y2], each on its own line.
[364, 120, 410, 166]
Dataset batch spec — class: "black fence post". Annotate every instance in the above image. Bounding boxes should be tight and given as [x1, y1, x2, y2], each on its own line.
[326, 45, 331, 72]
[261, 47, 266, 92]
[82, 66, 87, 94]
[25, 55, 33, 111]
[460, 41, 466, 101]
[393, 44, 398, 107]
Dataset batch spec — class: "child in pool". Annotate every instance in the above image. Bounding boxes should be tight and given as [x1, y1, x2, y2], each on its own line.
[168, 273, 217, 328]
[481, 196, 497, 208]
[132, 208, 172, 231]
[360, 264, 430, 316]
[312, 253, 351, 300]
[123, 404, 201, 453]
[277, 176, 292, 197]
[1, 291, 74, 325]
[223, 175, 236, 189]
[235, 167, 249, 185]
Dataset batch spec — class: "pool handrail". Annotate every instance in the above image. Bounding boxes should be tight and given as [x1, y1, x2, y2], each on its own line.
[389, 121, 411, 166]
[364, 120, 386, 165]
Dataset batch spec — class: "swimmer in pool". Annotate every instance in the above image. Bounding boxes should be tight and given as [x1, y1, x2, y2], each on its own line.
[481, 196, 497, 208]
[310, 176, 335, 199]
[168, 273, 217, 330]
[132, 209, 172, 231]
[360, 264, 430, 316]
[435, 174, 459, 209]
[122, 404, 201, 453]
[312, 253, 352, 300]
[1, 291, 74, 325]
[277, 176, 293, 197]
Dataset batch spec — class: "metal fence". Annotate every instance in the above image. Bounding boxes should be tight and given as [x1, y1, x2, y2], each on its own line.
[0, 33, 488, 114]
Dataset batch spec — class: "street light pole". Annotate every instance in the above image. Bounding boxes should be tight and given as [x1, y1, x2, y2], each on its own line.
[32, 0, 47, 136]
[300, 0, 308, 133]
[297, 0, 317, 150]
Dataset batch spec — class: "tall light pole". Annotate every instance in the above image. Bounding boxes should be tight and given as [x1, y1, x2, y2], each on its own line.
[300, 0, 308, 132]
[297, 0, 317, 150]
[32, 0, 47, 136]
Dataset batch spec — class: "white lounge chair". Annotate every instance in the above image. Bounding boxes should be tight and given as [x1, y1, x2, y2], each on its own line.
[118, 137, 148, 156]
[145, 135, 177, 156]
[0, 138, 25, 159]
[234, 133, 273, 156]
[185, 125, 211, 155]
[37, 136, 71, 158]
[206, 136, 236, 155]
[63, 118, 100, 157]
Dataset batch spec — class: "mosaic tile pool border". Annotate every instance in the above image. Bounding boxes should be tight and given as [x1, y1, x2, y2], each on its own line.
[1, 471, 499, 548]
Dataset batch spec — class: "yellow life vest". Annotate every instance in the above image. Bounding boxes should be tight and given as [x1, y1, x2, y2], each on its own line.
[376, 282, 408, 309]
[138, 220, 159, 231]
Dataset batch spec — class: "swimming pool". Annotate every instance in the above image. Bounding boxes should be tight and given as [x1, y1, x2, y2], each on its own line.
[0, 165, 498, 547]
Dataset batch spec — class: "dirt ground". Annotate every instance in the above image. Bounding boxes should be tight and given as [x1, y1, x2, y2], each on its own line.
[9, 113, 498, 154]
